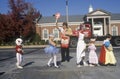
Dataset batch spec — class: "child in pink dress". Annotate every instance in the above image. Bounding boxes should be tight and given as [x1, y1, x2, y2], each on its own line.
[88, 38, 98, 67]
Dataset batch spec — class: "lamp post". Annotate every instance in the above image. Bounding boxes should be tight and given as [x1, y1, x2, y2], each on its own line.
[66, 0, 69, 23]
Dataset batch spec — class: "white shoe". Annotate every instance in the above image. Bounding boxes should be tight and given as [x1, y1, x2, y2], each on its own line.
[17, 65, 23, 69]
[47, 64, 51, 67]
[77, 65, 82, 67]
[83, 62, 88, 66]
[55, 65, 59, 68]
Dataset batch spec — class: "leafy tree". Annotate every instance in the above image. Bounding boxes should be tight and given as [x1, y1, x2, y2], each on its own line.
[0, 14, 15, 43]
[0, 0, 42, 43]
[8, 0, 41, 40]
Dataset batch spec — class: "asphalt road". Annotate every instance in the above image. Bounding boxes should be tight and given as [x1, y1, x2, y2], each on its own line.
[0, 47, 120, 79]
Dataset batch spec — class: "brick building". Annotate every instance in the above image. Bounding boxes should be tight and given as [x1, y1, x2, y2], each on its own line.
[36, 8, 120, 41]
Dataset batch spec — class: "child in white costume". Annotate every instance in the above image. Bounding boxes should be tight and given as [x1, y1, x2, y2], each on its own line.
[76, 31, 87, 67]
[15, 38, 24, 69]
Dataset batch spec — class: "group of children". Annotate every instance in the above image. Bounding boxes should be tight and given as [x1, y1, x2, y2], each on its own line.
[14, 13, 117, 69]
[73, 28, 99, 67]
[76, 31, 117, 67]
[43, 33, 117, 68]
[15, 33, 117, 69]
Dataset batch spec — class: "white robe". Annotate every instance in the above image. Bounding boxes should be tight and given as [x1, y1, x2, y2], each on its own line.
[76, 32, 86, 64]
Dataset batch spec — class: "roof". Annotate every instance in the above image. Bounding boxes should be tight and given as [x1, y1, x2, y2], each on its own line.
[38, 9, 120, 23]
[38, 15, 84, 23]
[111, 13, 120, 20]
[87, 9, 111, 16]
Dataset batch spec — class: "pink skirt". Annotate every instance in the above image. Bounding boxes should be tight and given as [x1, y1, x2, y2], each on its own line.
[89, 50, 98, 64]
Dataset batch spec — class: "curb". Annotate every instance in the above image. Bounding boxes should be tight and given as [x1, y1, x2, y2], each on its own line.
[0, 43, 103, 49]
[0, 45, 48, 49]
[0, 41, 103, 49]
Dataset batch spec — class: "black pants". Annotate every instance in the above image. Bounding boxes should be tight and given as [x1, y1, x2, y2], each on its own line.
[61, 47, 69, 62]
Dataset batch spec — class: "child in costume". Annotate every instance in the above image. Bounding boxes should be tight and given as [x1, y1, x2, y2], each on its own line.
[88, 38, 98, 67]
[44, 34, 59, 68]
[76, 25, 88, 67]
[15, 38, 24, 69]
[99, 34, 117, 66]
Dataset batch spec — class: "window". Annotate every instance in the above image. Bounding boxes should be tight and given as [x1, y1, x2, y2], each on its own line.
[43, 28, 49, 39]
[94, 27, 101, 30]
[53, 28, 59, 38]
[112, 25, 118, 36]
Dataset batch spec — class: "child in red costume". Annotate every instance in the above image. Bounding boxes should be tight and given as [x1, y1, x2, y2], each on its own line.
[15, 38, 24, 69]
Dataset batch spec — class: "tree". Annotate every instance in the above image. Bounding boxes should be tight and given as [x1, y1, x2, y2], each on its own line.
[8, 0, 41, 40]
[0, 14, 15, 43]
[0, 0, 41, 43]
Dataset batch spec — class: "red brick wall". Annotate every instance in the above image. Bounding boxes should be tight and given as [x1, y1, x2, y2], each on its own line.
[36, 24, 80, 40]
[36, 23, 120, 40]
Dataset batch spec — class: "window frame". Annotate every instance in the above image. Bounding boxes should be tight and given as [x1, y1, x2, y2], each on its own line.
[42, 28, 49, 40]
[53, 28, 59, 40]
[112, 25, 118, 36]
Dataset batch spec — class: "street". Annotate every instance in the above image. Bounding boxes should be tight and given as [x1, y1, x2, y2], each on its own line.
[0, 47, 120, 79]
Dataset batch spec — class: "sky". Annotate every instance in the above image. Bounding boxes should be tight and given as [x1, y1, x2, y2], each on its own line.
[0, 0, 120, 16]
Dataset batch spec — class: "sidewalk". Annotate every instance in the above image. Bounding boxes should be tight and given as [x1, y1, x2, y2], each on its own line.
[0, 45, 47, 49]
[0, 41, 103, 49]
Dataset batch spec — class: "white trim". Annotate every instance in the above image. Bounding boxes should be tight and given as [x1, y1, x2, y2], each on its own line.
[68, 22, 84, 25]
[111, 20, 120, 23]
[42, 28, 49, 40]
[87, 16, 110, 19]
[112, 25, 118, 36]
[53, 28, 60, 40]
[90, 11, 108, 15]
[40, 23, 58, 26]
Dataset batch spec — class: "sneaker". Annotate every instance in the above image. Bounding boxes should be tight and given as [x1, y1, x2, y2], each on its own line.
[47, 64, 51, 67]
[83, 62, 88, 66]
[17, 66, 23, 69]
[77, 65, 82, 67]
[54, 65, 59, 68]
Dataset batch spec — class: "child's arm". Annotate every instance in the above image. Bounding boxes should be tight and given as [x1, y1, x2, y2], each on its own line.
[16, 46, 23, 54]
[55, 19, 59, 29]
[49, 39, 56, 47]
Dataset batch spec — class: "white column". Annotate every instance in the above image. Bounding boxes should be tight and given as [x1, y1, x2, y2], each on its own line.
[87, 17, 89, 22]
[104, 18, 106, 35]
[91, 18, 94, 35]
[108, 17, 111, 34]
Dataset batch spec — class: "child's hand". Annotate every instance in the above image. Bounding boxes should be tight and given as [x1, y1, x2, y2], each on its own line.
[18, 48, 22, 51]
[55, 13, 60, 19]
[54, 44, 57, 47]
